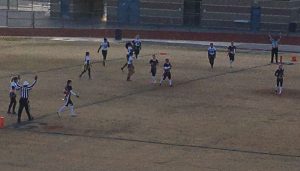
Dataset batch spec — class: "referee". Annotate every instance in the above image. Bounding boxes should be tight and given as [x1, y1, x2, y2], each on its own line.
[269, 32, 282, 64]
[16, 75, 38, 124]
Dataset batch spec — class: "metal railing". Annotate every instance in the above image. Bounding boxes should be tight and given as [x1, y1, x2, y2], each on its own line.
[0, 0, 106, 28]
[0, 0, 298, 33]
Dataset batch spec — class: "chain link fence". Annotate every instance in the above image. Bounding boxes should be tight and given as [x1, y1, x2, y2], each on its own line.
[0, 0, 299, 32]
[0, 0, 106, 28]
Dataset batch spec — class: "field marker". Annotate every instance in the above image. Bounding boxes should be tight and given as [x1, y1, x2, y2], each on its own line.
[0, 116, 4, 129]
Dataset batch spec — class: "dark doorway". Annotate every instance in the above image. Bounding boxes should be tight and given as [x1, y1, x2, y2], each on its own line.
[118, 0, 140, 25]
[61, 0, 70, 18]
[184, 0, 201, 26]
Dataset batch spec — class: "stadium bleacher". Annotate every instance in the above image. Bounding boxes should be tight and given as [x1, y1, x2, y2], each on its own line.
[201, 0, 300, 32]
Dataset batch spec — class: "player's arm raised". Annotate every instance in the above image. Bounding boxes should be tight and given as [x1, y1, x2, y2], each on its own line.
[278, 32, 282, 42]
[268, 32, 273, 41]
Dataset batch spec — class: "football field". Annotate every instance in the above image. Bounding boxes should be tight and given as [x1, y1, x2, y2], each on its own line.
[0, 37, 299, 171]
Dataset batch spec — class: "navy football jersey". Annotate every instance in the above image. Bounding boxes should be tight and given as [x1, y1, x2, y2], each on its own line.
[163, 63, 172, 73]
[228, 45, 236, 55]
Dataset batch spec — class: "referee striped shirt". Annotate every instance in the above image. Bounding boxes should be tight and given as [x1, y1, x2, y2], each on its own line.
[16, 80, 37, 99]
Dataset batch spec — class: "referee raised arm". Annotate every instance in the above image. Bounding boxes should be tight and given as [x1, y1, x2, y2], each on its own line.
[269, 32, 282, 64]
[16, 75, 38, 124]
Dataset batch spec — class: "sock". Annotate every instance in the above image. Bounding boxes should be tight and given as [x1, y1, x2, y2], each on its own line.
[279, 87, 282, 94]
[152, 76, 156, 83]
[58, 106, 66, 113]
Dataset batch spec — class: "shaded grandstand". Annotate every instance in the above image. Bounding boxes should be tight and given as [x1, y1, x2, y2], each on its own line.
[0, 0, 299, 32]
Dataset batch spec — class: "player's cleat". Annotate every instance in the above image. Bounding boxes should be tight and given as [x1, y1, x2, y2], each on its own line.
[12, 112, 16, 115]
[28, 117, 34, 121]
[70, 114, 77, 117]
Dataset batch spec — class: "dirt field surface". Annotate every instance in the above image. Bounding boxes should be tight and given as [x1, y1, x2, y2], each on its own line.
[0, 37, 299, 171]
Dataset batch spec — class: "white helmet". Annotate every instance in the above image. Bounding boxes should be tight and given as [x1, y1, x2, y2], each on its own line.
[23, 81, 29, 86]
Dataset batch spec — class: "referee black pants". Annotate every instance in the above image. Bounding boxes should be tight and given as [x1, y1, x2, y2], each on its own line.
[17, 98, 32, 123]
[208, 55, 216, 68]
[271, 48, 278, 63]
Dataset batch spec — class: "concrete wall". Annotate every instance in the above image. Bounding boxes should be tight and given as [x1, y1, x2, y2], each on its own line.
[140, 0, 183, 25]
[201, 0, 300, 32]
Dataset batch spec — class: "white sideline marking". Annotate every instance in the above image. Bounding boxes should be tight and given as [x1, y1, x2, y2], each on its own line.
[49, 37, 300, 53]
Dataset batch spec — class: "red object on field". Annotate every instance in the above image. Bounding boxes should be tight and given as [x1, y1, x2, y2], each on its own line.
[292, 56, 297, 62]
[159, 52, 168, 55]
[0, 117, 4, 128]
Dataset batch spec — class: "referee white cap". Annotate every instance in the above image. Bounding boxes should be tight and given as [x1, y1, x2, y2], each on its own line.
[23, 81, 29, 86]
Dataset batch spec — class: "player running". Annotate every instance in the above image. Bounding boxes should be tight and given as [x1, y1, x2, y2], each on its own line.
[121, 42, 133, 71]
[79, 52, 91, 79]
[269, 32, 282, 64]
[127, 51, 135, 81]
[275, 64, 284, 95]
[208, 43, 217, 69]
[132, 35, 142, 59]
[97, 37, 110, 66]
[160, 58, 172, 87]
[149, 54, 159, 83]
[57, 80, 79, 117]
[228, 42, 236, 68]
